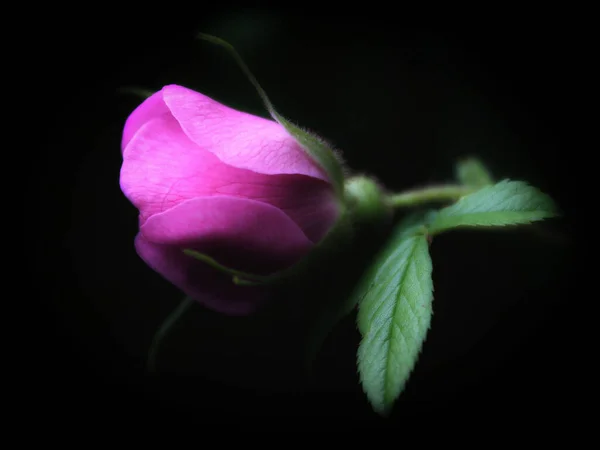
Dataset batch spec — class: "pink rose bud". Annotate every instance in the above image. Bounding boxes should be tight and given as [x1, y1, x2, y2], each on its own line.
[120, 85, 341, 315]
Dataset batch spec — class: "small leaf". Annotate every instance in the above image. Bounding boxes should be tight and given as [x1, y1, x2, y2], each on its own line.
[428, 179, 559, 235]
[455, 157, 494, 188]
[355, 214, 434, 416]
[197, 33, 346, 198]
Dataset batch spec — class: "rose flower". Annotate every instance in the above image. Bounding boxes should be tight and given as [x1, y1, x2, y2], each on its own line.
[120, 85, 340, 314]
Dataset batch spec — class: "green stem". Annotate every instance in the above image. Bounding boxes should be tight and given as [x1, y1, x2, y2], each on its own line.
[386, 184, 475, 208]
[147, 296, 195, 373]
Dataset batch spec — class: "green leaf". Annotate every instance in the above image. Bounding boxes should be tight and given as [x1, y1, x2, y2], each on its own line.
[355, 214, 434, 416]
[197, 33, 346, 198]
[455, 157, 494, 188]
[428, 179, 559, 235]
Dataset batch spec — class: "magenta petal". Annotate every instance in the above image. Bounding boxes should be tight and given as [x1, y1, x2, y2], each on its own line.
[161, 84, 329, 182]
[120, 113, 339, 240]
[121, 90, 170, 151]
[276, 188, 339, 243]
[140, 195, 314, 273]
[135, 234, 267, 315]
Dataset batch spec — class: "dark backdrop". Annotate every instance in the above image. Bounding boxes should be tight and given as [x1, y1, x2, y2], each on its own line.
[34, 8, 581, 428]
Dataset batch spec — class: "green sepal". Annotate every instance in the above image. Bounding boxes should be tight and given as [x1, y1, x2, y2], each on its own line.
[182, 249, 269, 285]
[197, 33, 346, 199]
[118, 86, 155, 99]
[183, 205, 353, 287]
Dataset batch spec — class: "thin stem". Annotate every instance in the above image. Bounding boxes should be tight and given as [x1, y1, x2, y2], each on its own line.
[386, 184, 475, 208]
[147, 296, 195, 373]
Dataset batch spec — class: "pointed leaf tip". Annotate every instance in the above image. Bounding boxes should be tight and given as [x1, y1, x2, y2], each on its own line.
[428, 180, 559, 235]
[354, 214, 434, 415]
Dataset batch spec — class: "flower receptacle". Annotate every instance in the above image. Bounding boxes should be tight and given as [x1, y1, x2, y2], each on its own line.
[344, 175, 392, 228]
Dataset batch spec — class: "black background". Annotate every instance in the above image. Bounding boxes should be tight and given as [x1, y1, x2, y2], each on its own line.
[32, 7, 582, 428]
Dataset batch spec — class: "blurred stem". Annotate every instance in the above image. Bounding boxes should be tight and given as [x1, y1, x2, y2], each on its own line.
[386, 184, 475, 208]
[147, 296, 195, 373]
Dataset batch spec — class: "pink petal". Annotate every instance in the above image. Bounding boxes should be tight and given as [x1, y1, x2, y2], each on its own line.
[135, 234, 267, 315]
[140, 195, 314, 274]
[276, 185, 339, 244]
[121, 90, 170, 151]
[161, 84, 329, 182]
[120, 114, 339, 242]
